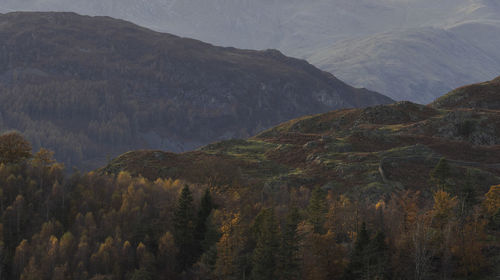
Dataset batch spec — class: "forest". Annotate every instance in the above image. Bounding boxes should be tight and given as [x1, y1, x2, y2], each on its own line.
[0, 132, 498, 280]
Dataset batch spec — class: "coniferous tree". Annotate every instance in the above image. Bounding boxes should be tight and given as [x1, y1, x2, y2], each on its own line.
[278, 207, 301, 280]
[344, 222, 370, 280]
[173, 185, 196, 272]
[307, 187, 327, 234]
[251, 208, 280, 280]
[430, 158, 451, 192]
[367, 231, 390, 280]
[195, 188, 214, 258]
[457, 172, 477, 220]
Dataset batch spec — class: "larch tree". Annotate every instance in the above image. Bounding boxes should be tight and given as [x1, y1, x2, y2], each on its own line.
[0, 132, 32, 165]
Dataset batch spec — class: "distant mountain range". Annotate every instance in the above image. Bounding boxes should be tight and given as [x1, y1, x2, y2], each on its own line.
[103, 76, 500, 198]
[1, 0, 499, 103]
[0, 12, 391, 170]
[309, 27, 500, 103]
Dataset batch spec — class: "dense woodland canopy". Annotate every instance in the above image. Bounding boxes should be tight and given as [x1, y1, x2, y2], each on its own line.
[0, 132, 498, 280]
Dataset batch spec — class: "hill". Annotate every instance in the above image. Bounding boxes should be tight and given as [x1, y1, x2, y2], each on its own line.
[308, 27, 500, 103]
[2, 0, 500, 103]
[103, 77, 500, 198]
[0, 12, 391, 170]
[431, 76, 500, 109]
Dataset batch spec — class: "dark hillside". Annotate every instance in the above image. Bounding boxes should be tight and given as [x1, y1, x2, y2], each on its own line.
[0, 12, 392, 170]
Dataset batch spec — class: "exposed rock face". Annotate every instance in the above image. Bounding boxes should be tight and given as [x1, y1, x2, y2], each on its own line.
[0, 12, 392, 170]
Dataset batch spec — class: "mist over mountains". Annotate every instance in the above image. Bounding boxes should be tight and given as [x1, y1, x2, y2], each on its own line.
[1, 0, 499, 102]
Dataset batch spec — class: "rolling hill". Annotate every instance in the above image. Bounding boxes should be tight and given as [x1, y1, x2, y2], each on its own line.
[0, 12, 391, 170]
[103, 76, 500, 198]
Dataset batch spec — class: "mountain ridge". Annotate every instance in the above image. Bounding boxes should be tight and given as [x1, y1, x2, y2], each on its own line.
[0, 12, 392, 170]
[2, 0, 500, 103]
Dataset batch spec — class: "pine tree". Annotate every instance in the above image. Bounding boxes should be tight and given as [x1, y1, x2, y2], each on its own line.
[430, 158, 451, 192]
[367, 231, 390, 280]
[344, 222, 370, 280]
[278, 207, 301, 280]
[251, 208, 280, 280]
[457, 171, 477, 220]
[173, 185, 196, 272]
[307, 187, 327, 234]
[194, 188, 214, 258]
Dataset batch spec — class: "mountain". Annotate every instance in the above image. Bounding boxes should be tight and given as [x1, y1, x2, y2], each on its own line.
[0, 12, 391, 170]
[103, 77, 500, 197]
[1, 0, 497, 52]
[1, 0, 499, 103]
[308, 27, 500, 103]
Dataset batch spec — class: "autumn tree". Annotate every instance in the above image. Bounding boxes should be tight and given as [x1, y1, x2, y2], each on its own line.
[484, 185, 500, 230]
[0, 132, 32, 164]
[215, 212, 248, 280]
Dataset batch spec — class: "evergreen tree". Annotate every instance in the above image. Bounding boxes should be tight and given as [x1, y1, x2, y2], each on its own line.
[367, 231, 390, 280]
[195, 188, 215, 258]
[278, 207, 301, 280]
[430, 158, 451, 192]
[173, 185, 196, 272]
[251, 208, 280, 280]
[344, 222, 370, 280]
[458, 171, 477, 220]
[307, 187, 327, 233]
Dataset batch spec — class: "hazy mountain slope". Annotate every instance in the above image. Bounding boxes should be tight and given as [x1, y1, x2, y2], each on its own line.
[0, 12, 391, 170]
[103, 77, 500, 197]
[0, 0, 497, 52]
[308, 27, 500, 103]
[447, 20, 500, 62]
[1, 0, 499, 103]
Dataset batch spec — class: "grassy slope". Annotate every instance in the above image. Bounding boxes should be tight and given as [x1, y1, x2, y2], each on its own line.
[102, 78, 500, 198]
